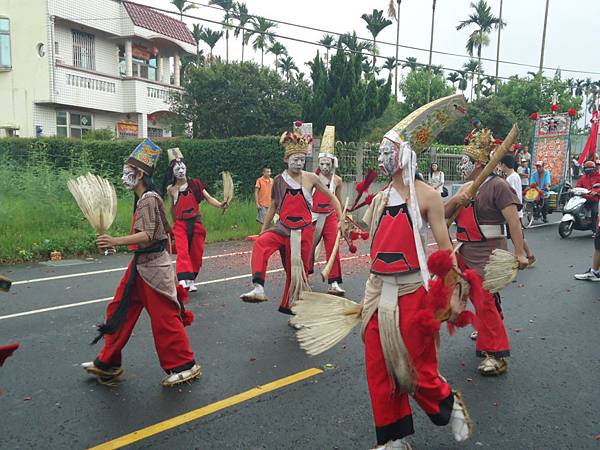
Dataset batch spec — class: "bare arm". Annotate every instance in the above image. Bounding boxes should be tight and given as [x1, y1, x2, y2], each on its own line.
[334, 175, 343, 205]
[97, 231, 150, 249]
[426, 190, 456, 263]
[444, 184, 471, 219]
[261, 204, 277, 233]
[254, 186, 260, 207]
[501, 204, 528, 267]
[202, 189, 227, 209]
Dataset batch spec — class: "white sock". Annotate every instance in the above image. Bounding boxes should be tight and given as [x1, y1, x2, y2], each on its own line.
[254, 284, 264, 295]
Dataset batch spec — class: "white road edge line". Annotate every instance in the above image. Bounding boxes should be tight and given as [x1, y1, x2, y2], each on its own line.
[11, 251, 253, 286]
[0, 255, 368, 321]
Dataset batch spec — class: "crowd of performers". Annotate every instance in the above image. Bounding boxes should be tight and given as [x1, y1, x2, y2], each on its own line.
[71, 93, 537, 449]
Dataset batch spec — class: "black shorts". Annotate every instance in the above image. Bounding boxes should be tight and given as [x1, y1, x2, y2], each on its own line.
[595, 231, 600, 251]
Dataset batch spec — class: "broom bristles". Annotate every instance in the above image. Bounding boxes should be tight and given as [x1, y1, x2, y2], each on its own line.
[483, 248, 519, 293]
[291, 291, 362, 356]
[222, 171, 234, 204]
[67, 173, 117, 234]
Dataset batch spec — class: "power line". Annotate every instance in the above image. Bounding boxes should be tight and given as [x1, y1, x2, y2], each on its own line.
[182, 0, 600, 77]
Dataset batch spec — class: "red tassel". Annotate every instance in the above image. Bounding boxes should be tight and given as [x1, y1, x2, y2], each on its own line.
[360, 232, 369, 240]
[447, 311, 478, 336]
[349, 230, 360, 241]
[414, 310, 440, 335]
[355, 180, 366, 193]
[427, 250, 453, 278]
[365, 193, 375, 205]
[349, 244, 358, 254]
[182, 310, 195, 326]
[177, 284, 189, 304]
[425, 278, 451, 313]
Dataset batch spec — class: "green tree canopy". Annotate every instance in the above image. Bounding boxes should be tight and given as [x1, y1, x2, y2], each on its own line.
[399, 67, 455, 113]
[171, 62, 307, 139]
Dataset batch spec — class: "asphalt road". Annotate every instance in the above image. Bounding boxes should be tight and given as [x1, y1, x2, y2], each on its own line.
[1, 221, 599, 450]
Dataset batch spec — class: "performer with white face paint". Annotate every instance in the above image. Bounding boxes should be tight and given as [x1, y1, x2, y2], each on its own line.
[162, 148, 228, 292]
[361, 96, 472, 449]
[82, 139, 200, 387]
[445, 128, 528, 376]
[310, 125, 345, 295]
[241, 130, 344, 321]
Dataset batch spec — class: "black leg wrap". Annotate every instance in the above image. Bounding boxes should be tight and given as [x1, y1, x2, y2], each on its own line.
[177, 272, 196, 281]
[427, 393, 454, 426]
[167, 360, 196, 374]
[476, 349, 511, 358]
[376, 415, 415, 445]
[252, 274, 265, 286]
[328, 276, 343, 284]
[94, 357, 119, 371]
[278, 306, 293, 315]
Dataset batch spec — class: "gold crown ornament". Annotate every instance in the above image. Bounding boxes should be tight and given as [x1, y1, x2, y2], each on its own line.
[167, 147, 184, 163]
[280, 131, 312, 159]
[464, 128, 495, 163]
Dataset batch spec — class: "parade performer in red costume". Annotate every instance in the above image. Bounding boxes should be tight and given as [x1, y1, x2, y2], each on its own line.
[82, 139, 200, 387]
[310, 125, 345, 295]
[361, 96, 472, 449]
[240, 130, 344, 319]
[446, 129, 528, 376]
[163, 148, 229, 292]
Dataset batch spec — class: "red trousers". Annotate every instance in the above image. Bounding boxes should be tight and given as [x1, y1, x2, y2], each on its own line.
[364, 287, 454, 444]
[312, 212, 342, 284]
[96, 266, 196, 372]
[250, 225, 314, 314]
[459, 257, 510, 358]
[173, 218, 206, 281]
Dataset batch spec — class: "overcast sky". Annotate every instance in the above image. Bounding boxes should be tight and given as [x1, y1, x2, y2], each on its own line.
[140, 0, 600, 82]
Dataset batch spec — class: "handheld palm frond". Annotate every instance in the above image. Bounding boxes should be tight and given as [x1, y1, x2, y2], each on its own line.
[222, 171, 234, 214]
[291, 291, 362, 356]
[67, 173, 117, 235]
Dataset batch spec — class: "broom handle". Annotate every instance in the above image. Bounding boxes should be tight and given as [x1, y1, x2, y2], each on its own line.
[321, 197, 349, 282]
[446, 124, 520, 227]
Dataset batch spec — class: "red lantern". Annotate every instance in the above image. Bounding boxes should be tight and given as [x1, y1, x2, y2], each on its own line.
[529, 112, 539, 121]
[551, 104, 559, 113]
[568, 107, 577, 117]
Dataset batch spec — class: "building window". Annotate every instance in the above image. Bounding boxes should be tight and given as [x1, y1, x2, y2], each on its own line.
[56, 111, 93, 138]
[118, 45, 157, 81]
[72, 30, 95, 70]
[0, 18, 11, 69]
[148, 127, 163, 138]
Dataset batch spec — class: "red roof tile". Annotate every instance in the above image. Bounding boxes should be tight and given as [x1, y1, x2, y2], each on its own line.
[123, 1, 195, 46]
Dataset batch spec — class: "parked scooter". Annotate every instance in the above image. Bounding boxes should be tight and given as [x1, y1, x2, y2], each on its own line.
[559, 187, 596, 238]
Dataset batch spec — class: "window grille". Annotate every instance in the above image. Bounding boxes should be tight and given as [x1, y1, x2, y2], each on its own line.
[72, 30, 95, 70]
[0, 18, 11, 69]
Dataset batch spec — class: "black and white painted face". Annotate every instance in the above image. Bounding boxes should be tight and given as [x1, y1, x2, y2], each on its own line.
[122, 164, 139, 191]
[378, 138, 397, 176]
[173, 160, 187, 179]
[458, 155, 475, 180]
[319, 157, 332, 175]
[287, 153, 306, 174]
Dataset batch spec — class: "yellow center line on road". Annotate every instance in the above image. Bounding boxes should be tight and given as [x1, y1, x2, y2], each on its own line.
[88, 367, 324, 450]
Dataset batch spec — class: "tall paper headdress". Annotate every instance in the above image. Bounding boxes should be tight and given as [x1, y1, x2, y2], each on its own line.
[318, 125, 338, 169]
[167, 147, 184, 163]
[126, 138, 161, 176]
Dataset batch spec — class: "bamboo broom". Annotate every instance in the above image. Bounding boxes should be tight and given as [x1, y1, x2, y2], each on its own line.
[321, 197, 349, 282]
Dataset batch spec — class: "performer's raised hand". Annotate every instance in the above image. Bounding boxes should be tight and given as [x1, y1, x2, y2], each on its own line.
[97, 234, 117, 249]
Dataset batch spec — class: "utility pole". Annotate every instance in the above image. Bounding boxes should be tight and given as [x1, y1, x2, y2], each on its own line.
[426, 0, 437, 103]
[394, 0, 401, 99]
[539, 0, 550, 75]
[494, 0, 503, 93]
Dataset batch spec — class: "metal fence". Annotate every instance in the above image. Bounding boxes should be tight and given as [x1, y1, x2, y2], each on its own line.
[335, 141, 463, 183]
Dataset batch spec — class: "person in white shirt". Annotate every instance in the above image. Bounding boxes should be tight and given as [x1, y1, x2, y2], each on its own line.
[428, 162, 446, 195]
[500, 154, 536, 265]
[517, 159, 530, 190]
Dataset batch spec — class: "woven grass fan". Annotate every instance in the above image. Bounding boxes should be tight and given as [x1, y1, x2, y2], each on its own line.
[291, 292, 362, 355]
[483, 248, 519, 293]
[221, 171, 234, 214]
[67, 173, 117, 252]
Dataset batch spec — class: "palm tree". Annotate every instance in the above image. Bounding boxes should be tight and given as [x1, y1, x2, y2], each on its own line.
[252, 17, 277, 67]
[447, 71, 461, 89]
[402, 56, 418, 71]
[191, 24, 204, 67]
[170, 0, 196, 21]
[209, 0, 235, 64]
[383, 57, 397, 77]
[268, 42, 287, 72]
[431, 65, 443, 76]
[574, 79, 586, 97]
[388, 0, 402, 98]
[279, 56, 298, 81]
[361, 9, 392, 68]
[200, 28, 224, 65]
[456, 0, 505, 98]
[233, 2, 254, 63]
[463, 58, 481, 101]
[339, 31, 373, 55]
[318, 34, 336, 67]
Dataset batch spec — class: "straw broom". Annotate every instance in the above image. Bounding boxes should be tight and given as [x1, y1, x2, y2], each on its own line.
[291, 291, 362, 355]
[221, 171, 234, 214]
[483, 248, 519, 293]
[67, 173, 117, 253]
[321, 197, 349, 282]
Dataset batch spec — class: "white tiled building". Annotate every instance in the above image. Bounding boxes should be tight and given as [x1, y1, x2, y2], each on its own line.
[0, 0, 195, 138]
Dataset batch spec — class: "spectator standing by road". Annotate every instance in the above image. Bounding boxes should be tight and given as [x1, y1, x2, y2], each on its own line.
[255, 168, 273, 224]
[517, 159, 530, 190]
[428, 162, 446, 196]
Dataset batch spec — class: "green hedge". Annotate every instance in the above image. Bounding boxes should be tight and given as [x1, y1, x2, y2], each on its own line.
[0, 136, 286, 195]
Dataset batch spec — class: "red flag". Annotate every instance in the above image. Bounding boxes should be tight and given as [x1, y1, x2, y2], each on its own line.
[579, 111, 599, 164]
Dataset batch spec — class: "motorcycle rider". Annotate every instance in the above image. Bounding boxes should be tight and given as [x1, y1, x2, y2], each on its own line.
[530, 161, 551, 223]
[575, 161, 600, 233]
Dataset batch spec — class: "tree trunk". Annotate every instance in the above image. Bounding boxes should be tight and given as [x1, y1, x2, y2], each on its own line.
[394, 1, 401, 99]
[196, 43, 200, 67]
[372, 39, 377, 69]
[241, 36, 245, 63]
[539, 0, 550, 75]
[495, 0, 503, 93]
[476, 38, 482, 99]
[261, 48, 264, 68]
[326, 49, 329, 68]
[426, 0, 437, 103]
[470, 73, 474, 101]
[226, 30, 229, 64]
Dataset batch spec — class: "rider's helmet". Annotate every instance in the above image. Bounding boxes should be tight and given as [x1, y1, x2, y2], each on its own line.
[584, 160, 596, 175]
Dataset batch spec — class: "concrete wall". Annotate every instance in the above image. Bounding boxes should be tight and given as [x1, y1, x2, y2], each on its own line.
[0, 0, 50, 137]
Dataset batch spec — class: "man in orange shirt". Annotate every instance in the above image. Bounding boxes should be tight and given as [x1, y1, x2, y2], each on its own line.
[255, 167, 273, 224]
